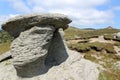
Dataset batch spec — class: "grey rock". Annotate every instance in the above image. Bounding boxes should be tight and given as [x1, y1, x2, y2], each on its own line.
[0, 51, 12, 62]
[115, 32, 120, 38]
[2, 13, 71, 37]
[11, 26, 55, 77]
[45, 28, 68, 67]
[0, 50, 99, 80]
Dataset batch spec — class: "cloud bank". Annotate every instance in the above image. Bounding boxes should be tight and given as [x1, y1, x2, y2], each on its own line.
[0, 0, 114, 28]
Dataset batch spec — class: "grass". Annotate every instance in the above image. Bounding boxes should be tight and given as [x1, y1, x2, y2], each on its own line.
[56, 27, 120, 79]
[84, 52, 99, 63]
[65, 27, 120, 40]
[104, 34, 114, 40]
[99, 70, 120, 80]
[0, 41, 11, 55]
[84, 49, 120, 80]
[83, 49, 120, 80]
[68, 43, 91, 52]
[67, 39, 120, 80]
[104, 34, 120, 42]
[64, 27, 93, 40]
[67, 42, 116, 54]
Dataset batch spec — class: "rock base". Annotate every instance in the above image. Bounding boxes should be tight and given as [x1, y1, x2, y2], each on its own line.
[0, 50, 99, 80]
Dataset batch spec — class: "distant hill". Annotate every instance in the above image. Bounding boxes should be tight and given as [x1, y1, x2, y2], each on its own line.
[82, 28, 96, 30]
[105, 26, 114, 29]
[65, 26, 120, 40]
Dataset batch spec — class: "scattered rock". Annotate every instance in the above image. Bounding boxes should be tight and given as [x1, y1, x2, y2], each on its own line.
[114, 32, 120, 39]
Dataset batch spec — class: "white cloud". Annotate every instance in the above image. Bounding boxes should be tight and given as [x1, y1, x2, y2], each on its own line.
[8, 0, 31, 13]
[6, 0, 113, 28]
[113, 6, 120, 11]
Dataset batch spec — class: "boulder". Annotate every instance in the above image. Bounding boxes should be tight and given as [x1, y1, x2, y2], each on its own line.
[11, 26, 55, 77]
[2, 13, 71, 37]
[115, 32, 120, 38]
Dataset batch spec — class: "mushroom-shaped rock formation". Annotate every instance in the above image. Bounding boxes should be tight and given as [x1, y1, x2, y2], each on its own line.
[2, 13, 71, 77]
[0, 13, 99, 80]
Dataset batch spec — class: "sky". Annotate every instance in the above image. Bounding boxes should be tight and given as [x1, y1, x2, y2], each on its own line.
[0, 0, 120, 29]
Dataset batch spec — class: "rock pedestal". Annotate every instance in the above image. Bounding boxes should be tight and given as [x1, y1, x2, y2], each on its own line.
[2, 13, 71, 77]
[11, 26, 55, 77]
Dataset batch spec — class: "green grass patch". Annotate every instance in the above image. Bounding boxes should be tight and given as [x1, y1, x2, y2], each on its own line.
[84, 52, 99, 63]
[104, 34, 114, 40]
[64, 27, 92, 40]
[99, 70, 120, 80]
[68, 43, 90, 52]
[67, 42, 116, 54]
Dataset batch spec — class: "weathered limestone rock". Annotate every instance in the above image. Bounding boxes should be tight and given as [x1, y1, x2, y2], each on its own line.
[11, 26, 55, 77]
[0, 50, 99, 80]
[2, 13, 71, 37]
[2, 13, 71, 77]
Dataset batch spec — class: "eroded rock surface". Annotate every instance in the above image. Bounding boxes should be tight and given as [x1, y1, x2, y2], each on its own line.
[0, 50, 99, 80]
[45, 28, 68, 67]
[0, 13, 99, 80]
[11, 26, 55, 77]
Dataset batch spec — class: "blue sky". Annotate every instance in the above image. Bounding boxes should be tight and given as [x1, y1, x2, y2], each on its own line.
[0, 0, 120, 29]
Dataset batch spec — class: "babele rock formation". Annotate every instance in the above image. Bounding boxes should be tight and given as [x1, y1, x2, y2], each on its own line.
[0, 13, 99, 80]
[2, 13, 71, 77]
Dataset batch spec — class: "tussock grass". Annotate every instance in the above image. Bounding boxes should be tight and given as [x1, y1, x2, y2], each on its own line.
[99, 70, 120, 80]
[67, 42, 116, 54]
[104, 34, 114, 40]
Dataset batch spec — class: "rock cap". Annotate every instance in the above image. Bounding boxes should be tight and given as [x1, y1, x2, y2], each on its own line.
[2, 13, 71, 37]
[2, 13, 71, 30]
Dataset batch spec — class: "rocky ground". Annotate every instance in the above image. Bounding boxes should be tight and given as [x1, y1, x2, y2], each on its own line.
[0, 50, 99, 80]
